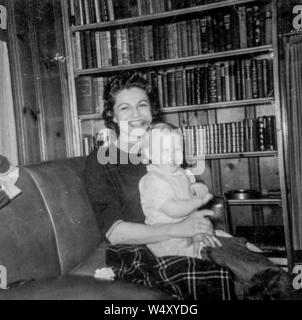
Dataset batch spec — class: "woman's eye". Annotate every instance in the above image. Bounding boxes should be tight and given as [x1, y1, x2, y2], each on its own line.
[139, 104, 149, 108]
[120, 106, 129, 111]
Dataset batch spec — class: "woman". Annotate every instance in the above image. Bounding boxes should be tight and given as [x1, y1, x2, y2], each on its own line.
[85, 72, 236, 300]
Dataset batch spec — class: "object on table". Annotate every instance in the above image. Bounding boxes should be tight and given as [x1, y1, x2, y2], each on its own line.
[225, 189, 260, 200]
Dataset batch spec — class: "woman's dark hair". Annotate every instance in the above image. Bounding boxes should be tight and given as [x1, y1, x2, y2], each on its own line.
[102, 72, 162, 135]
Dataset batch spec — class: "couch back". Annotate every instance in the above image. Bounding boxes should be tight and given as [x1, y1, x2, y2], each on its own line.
[0, 157, 101, 284]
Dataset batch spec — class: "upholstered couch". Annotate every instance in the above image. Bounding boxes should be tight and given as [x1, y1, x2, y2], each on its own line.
[0, 157, 170, 300]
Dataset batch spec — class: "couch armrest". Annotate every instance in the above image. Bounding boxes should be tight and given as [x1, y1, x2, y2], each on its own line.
[71, 242, 107, 278]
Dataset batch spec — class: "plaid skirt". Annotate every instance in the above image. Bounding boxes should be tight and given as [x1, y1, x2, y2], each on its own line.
[106, 244, 236, 300]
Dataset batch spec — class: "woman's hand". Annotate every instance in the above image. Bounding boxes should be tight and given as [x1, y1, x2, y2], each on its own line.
[190, 183, 213, 205]
[171, 210, 215, 238]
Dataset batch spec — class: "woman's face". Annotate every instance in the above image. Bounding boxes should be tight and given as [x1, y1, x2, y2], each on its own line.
[113, 87, 152, 143]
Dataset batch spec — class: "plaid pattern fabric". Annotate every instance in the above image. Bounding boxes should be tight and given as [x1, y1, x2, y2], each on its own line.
[106, 244, 236, 300]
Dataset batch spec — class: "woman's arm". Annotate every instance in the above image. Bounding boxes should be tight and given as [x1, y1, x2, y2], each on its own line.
[160, 198, 204, 218]
[108, 210, 215, 245]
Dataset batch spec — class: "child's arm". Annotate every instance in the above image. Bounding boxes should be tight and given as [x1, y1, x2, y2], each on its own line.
[160, 197, 205, 218]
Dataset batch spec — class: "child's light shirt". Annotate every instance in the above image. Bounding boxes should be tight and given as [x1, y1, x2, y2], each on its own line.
[139, 164, 200, 258]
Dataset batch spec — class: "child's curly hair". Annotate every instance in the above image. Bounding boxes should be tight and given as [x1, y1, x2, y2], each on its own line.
[102, 72, 162, 135]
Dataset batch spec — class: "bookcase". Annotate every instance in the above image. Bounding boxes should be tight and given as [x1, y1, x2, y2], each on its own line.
[61, 0, 294, 269]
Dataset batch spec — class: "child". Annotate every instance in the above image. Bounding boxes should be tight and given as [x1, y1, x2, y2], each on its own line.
[139, 123, 229, 258]
[139, 123, 290, 299]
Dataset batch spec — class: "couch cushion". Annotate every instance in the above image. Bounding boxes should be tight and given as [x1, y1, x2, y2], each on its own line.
[0, 167, 61, 284]
[24, 157, 101, 275]
[0, 276, 171, 300]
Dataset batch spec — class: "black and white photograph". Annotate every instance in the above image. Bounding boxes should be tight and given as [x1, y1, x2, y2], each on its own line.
[0, 0, 302, 303]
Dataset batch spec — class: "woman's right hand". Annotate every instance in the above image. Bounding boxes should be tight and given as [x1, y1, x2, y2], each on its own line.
[171, 210, 215, 238]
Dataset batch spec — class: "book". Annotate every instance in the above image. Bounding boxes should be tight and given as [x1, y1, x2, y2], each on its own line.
[223, 13, 232, 51]
[76, 76, 94, 115]
[238, 6, 247, 48]
[264, 4, 272, 45]
[246, 6, 254, 48]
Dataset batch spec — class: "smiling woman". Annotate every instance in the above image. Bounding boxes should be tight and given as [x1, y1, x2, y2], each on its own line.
[85, 72, 236, 300]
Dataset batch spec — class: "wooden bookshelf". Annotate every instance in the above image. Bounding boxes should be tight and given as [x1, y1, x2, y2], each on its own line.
[227, 198, 282, 206]
[161, 97, 275, 113]
[186, 150, 278, 161]
[61, 0, 294, 270]
[75, 45, 273, 76]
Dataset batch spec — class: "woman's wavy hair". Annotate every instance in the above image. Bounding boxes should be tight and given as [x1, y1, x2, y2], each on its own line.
[102, 72, 162, 135]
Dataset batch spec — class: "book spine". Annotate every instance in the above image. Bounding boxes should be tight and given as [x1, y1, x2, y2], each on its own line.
[246, 6, 254, 48]
[89, 0, 97, 23]
[208, 64, 217, 103]
[95, 31, 102, 67]
[215, 62, 222, 102]
[83, 0, 90, 24]
[224, 61, 230, 102]
[201, 64, 208, 104]
[266, 115, 277, 151]
[107, 0, 115, 20]
[186, 68, 192, 105]
[180, 21, 189, 57]
[231, 8, 240, 50]
[229, 60, 236, 101]
[191, 19, 200, 56]
[162, 71, 169, 108]
[238, 6, 247, 49]
[262, 59, 268, 97]
[195, 67, 201, 105]
[253, 5, 261, 46]
[83, 31, 92, 68]
[74, 32, 83, 69]
[257, 116, 266, 151]
[175, 68, 184, 106]
[252, 59, 258, 99]
[187, 20, 193, 57]
[235, 59, 242, 100]
[76, 76, 94, 114]
[200, 17, 208, 54]
[157, 72, 164, 108]
[265, 4, 272, 45]
[207, 15, 214, 53]
[74, 0, 83, 25]
[244, 59, 252, 99]
[223, 13, 232, 51]
[94, 0, 101, 22]
[190, 68, 196, 105]
[256, 59, 264, 98]
[95, 77, 105, 114]
[182, 67, 187, 106]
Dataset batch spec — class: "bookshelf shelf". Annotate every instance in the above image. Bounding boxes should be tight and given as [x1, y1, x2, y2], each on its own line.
[161, 98, 275, 113]
[71, 0, 262, 32]
[74, 45, 273, 76]
[227, 198, 282, 206]
[186, 150, 278, 160]
[78, 114, 103, 121]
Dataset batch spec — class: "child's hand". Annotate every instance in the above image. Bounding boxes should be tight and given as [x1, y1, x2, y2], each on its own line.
[190, 183, 213, 204]
[191, 234, 222, 257]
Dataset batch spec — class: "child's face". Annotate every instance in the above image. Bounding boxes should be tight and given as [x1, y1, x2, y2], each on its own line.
[148, 131, 184, 168]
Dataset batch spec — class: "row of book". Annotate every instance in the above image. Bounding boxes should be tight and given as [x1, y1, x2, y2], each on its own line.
[69, 0, 233, 25]
[76, 76, 109, 114]
[181, 116, 277, 156]
[72, 5, 272, 69]
[155, 58, 274, 108]
[75, 56, 274, 115]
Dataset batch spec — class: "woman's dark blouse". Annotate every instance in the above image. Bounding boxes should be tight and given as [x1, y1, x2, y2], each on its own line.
[85, 145, 147, 240]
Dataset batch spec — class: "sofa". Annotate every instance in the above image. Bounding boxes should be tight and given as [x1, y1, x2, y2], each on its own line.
[0, 157, 170, 300]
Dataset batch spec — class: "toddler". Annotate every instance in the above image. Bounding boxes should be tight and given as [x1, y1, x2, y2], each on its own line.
[138, 123, 290, 299]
